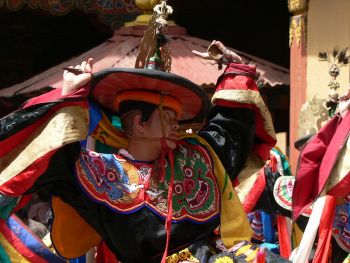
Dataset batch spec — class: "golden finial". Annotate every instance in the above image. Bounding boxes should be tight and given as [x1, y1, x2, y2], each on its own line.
[135, 0, 173, 72]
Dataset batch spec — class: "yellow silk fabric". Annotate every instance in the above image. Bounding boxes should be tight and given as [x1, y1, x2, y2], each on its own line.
[0, 232, 30, 263]
[51, 197, 102, 258]
[91, 113, 128, 149]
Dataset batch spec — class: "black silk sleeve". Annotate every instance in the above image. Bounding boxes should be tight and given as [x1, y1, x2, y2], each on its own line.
[0, 86, 89, 197]
[25, 143, 81, 195]
[199, 105, 256, 181]
[253, 166, 291, 217]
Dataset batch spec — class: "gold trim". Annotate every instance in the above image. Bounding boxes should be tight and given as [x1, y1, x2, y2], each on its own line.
[166, 248, 199, 263]
[211, 89, 276, 140]
[288, 0, 308, 13]
[0, 106, 89, 185]
[235, 153, 265, 203]
[289, 15, 306, 47]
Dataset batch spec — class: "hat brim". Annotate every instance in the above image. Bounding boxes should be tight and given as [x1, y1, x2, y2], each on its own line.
[89, 68, 210, 124]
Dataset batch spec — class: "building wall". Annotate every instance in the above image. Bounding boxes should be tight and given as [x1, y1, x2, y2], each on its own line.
[307, 0, 350, 100]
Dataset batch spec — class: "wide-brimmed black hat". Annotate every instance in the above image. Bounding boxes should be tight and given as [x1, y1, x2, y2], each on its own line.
[89, 68, 210, 124]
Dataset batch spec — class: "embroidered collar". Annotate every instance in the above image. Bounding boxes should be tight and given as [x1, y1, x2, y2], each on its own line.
[75, 143, 220, 223]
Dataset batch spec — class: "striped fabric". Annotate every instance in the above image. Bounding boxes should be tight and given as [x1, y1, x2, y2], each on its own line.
[0, 215, 64, 263]
[0, 87, 89, 196]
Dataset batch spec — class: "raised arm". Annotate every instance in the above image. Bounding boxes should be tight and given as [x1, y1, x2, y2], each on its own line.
[192, 40, 242, 64]
[193, 41, 276, 181]
[0, 59, 94, 198]
[61, 58, 93, 95]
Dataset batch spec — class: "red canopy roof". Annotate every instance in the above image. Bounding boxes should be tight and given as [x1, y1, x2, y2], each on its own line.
[0, 25, 289, 97]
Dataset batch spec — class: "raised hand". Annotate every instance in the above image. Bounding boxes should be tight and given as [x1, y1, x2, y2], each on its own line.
[61, 58, 93, 95]
[192, 40, 242, 64]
